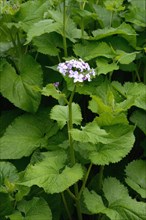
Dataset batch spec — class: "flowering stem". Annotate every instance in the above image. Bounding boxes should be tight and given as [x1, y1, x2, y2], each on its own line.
[68, 85, 83, 220]
[63, 0, 68, 57]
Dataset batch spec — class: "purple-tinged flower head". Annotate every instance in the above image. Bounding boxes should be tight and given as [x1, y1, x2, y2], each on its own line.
[57, 59, 95, 83]
[53, 82, 60, 88]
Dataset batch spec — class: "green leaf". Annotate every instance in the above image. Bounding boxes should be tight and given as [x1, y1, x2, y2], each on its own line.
[41, 84, 66, 102]
[18, 151, 83, 194]
[0, 110, 21, 137]
[115, 50, 138, 64]
[73, 42, 115, 61]
[71, 120, 109, 145]
[15, 0, 50, 32]
[92, 23, 136, 47]
[33, 33, 60, 56]
[125, 6, 146, 27]
[0, 110, 58, 159]
[130, 110, 146, 134]
[0, 162, 18, 185]
[26, 19, 60, 44]
[112, 81, 146, 110]
[83, 178, 146, 220]
[17, 197, 52, 220]
[103, 0, 125, 12]
[75, 122, 135, 165]
[6, 211, 23, 220]
[50, 103, 82, 129]
[96, 58, 119, 75]
[0, 191, 13, 217]
[125, 160, 146, 198]
[0, 56, 43, 113]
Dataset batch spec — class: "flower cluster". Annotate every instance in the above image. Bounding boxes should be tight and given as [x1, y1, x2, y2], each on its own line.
[57, 59, 95, 83]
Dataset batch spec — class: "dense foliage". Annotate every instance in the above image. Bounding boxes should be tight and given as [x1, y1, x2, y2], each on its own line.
[0, 0, 146, 219]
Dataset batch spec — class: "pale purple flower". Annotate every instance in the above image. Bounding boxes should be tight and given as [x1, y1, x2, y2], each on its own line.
[57, 59, 95, 83]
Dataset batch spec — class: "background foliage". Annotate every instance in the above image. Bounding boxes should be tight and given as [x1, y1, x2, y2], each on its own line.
[0, 0, 146, 219]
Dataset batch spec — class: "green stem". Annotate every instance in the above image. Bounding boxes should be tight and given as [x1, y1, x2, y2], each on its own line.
[78, 163, 92, 199]
[98, 166, 104, 191]
[61, 192, 72, 220]
[67, 188, 77, 201]
[63, 0, 67, 57]
[68, 86, 76, 166]
[68, 85, 83, 220]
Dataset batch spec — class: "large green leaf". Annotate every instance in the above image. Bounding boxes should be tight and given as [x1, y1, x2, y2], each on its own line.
[92, 23, 136, 47]
[41, 84, 66, 102]
[0, 110, 58, 159]
[8, 197, 52, 220]
[0, 191, 13, 217]
[125, 160, 146, 198]
[75, 121, 135, 165]
[112, 81, 146, 110]
[26, 19, 60, 43]
[0, 55, 43, 113]
[50, 103, 82, 128]
[73, 41, 115, 61]
[18, 151, 83, 194]
[15, 0, 50, 32]
[83, 178, 146, 219]
[33, 33, 60, 56]
[71, 120, 109, 145]
[130, 110, 146, 134]
[96, 58, 119, 75]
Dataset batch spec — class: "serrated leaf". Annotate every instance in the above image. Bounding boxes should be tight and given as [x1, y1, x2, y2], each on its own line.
[0, 55, 43, 113]
[112, 81, 146, 110]
[26, 19, 60, 43]
[73, 42, 115, 61]
[96, 58, 119, 75]
[115, 50, 138, 64]
[33, 33, 60, 56]
[0, 110, 58, 159]
[18, 151, 83, 194]
[75, 120, 135, 165]
[83, 177, 146, 220]
[41, 84, 66, 102]
[130, 110, 146, 134]
[125, 6, 146, 27]
[71, 120, 109, 145]
[16, 197, 52, 220]
[50, 103, 82, 128]
[92, 23, 136, 47]
[0, 162, 18, 185]
[15, 0, 50, 32]
[125, 160, 146, 198]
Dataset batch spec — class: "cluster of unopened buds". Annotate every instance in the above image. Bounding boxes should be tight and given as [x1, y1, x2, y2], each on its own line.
[57, 59, 95, 83]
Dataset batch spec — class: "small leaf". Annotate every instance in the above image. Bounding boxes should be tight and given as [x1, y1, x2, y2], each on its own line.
[18, 151, 83, 194]
[50, 103, 82, 128]
[125, 160, 146, 198]
[0, 192, 13, 217]
[0, 56, 43, 113]
[115, 50, 138, 64]
[17, 197, 52, 220]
